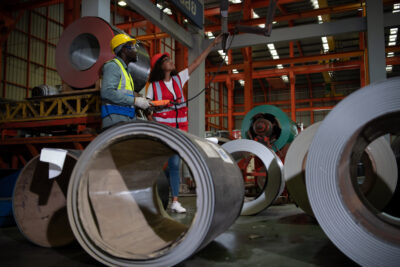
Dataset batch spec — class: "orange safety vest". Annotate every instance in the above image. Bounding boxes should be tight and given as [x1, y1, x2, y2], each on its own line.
[152, 76, 188, 132]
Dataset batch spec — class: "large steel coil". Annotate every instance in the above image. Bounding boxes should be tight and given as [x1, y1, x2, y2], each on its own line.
[284, 122, 397, 216]
[56, 17, 150, 91]
[306, 77, 400, 266]
[222, 139, 284, 215]
[241, 105, 298, 151]
[66, 121, 244, 266]
[12, 150, 81, 247]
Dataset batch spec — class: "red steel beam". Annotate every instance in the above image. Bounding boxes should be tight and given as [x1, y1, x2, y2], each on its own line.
[205, 0, 398, 32]
[208, 60, 363, 82]
[0, 116, 101, 129]
[0, 134, 95, 145]
[207, 50, 364, 72]
[204, 0, 304, 17]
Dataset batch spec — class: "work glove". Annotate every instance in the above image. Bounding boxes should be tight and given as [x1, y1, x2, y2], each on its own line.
[134, 97, 152, 110]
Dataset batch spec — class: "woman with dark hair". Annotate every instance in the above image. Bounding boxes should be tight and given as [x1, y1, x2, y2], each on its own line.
[146, 35, 222, 213]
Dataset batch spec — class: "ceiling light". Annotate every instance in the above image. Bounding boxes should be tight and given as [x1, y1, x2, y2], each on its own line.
[272, 21, 277, 24]
[282, 75, 289, 83]
[252, 10, 260, 19]
[386, 65, 393, 72]
[272, 55, 280, 60]
[277, 64, 283, 69]
[267, 43, 275, 50]
[389, 41, 396, 46]
[118, 0, 127, 6]
[321, 36, 328, 43]
[389, 35, 397, 42]
[388, 52, 394, 57]
[390, 28, 398, 34]
[232, 69, 239, 73]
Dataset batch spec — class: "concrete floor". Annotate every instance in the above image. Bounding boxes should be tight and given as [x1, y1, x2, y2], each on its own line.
[0, 197, 357, 267]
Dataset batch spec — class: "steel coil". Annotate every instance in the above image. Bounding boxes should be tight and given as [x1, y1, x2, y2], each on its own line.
[56, 17, 150, 91]
[12, 150, 81, 247]
[284, 122, 397, 216]
[306, 77, 400, 266]
[66, 121, 244, 266]
[241, 105, 297, 151]
[222, 139, 284, 215]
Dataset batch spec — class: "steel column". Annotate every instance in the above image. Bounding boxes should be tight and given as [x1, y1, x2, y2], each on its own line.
[366, 0, 386, 83]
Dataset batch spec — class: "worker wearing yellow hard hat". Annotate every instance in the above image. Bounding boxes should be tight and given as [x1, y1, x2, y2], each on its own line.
[100, 33, 152, 129]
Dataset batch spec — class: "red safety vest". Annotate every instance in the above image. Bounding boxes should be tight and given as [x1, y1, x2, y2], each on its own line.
[152, 76, 188, 132]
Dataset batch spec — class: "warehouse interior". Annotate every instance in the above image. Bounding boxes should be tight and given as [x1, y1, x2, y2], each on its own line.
[0, 0, 399, 266]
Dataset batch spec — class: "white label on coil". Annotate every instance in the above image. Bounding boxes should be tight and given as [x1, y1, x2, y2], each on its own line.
[40, 148, 68, 179]
[195, 139, 219, 158]
[209, 142, 234, 164]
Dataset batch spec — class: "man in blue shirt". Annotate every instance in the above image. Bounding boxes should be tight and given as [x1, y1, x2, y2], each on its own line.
[101, 34, 151, 129]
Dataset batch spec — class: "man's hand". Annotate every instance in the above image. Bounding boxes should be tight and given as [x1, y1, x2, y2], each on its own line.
[134, 97, 152, 110]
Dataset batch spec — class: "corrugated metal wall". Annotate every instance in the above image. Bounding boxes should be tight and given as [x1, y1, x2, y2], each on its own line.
[3, 4, 63, 101]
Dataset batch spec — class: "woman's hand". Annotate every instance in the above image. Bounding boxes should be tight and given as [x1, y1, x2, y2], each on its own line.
[212, 33, 223, 47]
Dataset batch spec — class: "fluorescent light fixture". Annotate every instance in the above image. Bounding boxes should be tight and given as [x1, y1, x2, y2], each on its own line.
[388, 52, 394, 57]
[206, 32, 215, 38]
[282, 75, 289, 83]
[232, 69, 239, 74]
[389, 35, 397, 42]
[118, 0, 127, 6]
[252, 10, 260, 18]
[386, 65, 393, 72]
[258, 24, 266, 28]
[239, 80, 245, 86]
[394, 3, 400, 9]
[277, 64, 283, 69]
[156, 3, 163, 9]
[163, 8, 172, 15]
[272, 55, 280, 60]
[318, 15, 323, 24]
[311, 0, 319, 9]
[270, 50, 278, 56]
[389, 41, 396, 46]
[390, 28, 398, 34]
[272, 21, 277, 24]
[267, 43, 275, 50]
[230, 0, 242, 3]
[321, 36, 328, 43]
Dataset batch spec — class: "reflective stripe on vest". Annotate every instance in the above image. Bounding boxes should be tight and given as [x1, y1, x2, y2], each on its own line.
[112, 58, 134, 95]
[101, 58, 135, 118]
[152, 76, 188, 130]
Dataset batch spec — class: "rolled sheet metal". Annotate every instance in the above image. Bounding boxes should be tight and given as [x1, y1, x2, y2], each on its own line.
[284, 122, 397, 216]
[66, 121, 244, 266]
[222, 139, 284, 215]
[306, 77, 400, 266]
[241, 105, 298, 151]
[56, 17, 150, 91]
[12, 150, 81, 247]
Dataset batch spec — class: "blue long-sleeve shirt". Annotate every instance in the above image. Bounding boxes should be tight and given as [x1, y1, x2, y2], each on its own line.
[100, 57, 134, 106]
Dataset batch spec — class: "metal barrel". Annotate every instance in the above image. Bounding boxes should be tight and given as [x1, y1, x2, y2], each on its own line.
[12, 150, 81, 247]
[67, 121, 244, 267]
[55, 16, 150, 92]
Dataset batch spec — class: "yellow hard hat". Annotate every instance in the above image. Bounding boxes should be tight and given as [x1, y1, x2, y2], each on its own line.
[110, 34, 136, 53]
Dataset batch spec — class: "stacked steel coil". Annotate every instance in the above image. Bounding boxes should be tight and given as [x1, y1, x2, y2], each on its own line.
[55, 16, 150, 92]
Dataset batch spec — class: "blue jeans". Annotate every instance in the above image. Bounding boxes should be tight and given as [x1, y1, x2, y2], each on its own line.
[165, 154, 180, 197]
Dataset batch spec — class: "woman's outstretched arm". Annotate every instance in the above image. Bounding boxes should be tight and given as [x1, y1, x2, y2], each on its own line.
[187, 34, 223, 75]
